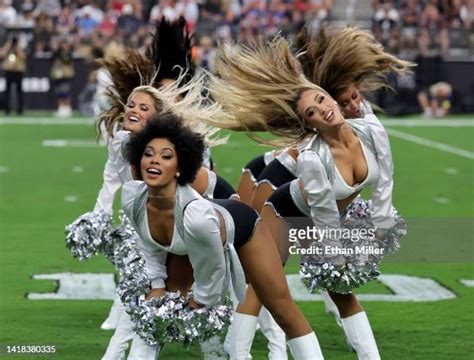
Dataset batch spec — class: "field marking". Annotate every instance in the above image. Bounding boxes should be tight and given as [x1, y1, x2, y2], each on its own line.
[0, 118, 94, 125]
[72, 166, 84, 173]
[386, 128, 474, 160]
[27, 272, 457, 302]
[460, 279, 474, 287]
[0, 166, 10, 173]
[64, 195, 78, 202]
[42, 139, 105, 148]
[434, 196, 450, 204]
[287, 274, 456, 302]
[383, 119, 474, 127]
[27, 273, 116, 300]
[444, 167, 459, 175]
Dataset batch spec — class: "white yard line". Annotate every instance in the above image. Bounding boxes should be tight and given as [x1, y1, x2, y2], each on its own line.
[383, 119, 474, 127]
[0, 118, 94, 125]
[386, 128, 474, 160]
[42, 139, 105, 147]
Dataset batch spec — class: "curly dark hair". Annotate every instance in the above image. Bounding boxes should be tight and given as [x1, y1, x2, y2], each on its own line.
[125, 113, 205, 185]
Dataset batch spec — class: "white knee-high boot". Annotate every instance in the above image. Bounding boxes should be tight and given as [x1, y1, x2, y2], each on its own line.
[287, 332, 324, 360]
[101, 293, 123, 330]
[101, 309, 134, 360]
[341, 312, 380, 360]
[224, 313, 258, 359]
[127, 335, 161, 360]
[257, 307, 287, 359]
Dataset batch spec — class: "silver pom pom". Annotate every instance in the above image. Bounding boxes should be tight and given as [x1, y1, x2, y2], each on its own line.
[300, 261, 381, 294]
[65, 211, 112, 260]
[124, 290, 232, 346]
[299, 198, 405, 294]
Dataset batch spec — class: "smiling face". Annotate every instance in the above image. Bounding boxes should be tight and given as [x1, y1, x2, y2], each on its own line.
[140, 138, 179, 189]
[124, 91, 156, 132]
[297, 88, 345, 131]
[335, 85, 362, 118]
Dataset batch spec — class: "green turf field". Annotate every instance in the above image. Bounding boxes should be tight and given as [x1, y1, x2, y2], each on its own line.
[0, 115, 473, 359]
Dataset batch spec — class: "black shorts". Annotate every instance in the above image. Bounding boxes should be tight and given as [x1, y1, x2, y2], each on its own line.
[213, 175, 237, 199]
[265, 182, 311, 230]
[257, 159, 296, 188]
[210, 199, 259, 250]
[243, 155, 267, 180]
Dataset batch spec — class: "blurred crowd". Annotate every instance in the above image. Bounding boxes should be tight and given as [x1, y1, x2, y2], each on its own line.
[0, 0, 473, 116]
[372, 0, 473, 58]
[0, 0, 472, 64]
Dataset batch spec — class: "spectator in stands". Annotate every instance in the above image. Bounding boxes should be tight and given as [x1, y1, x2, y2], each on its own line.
[150, 0, 179, 23]
[76, 5, 101, 37]
[399, 0, 422, 52]
[57, 5, 76, 36]
[373, 0, 401, 47]
[1, 36, 26, 115]
[0, 0, 17, 28]
[195, 35, 216, 71]
[34, 0, 61, 19]
[116, 3, 144, 40]
[417, 81, 453, 117]
[98, 10, 117, 38]
[418, 0, 449, 56]
[33, 12, 54, 56]
[308, 0, 332, 25]
[50, 37, 75, 117]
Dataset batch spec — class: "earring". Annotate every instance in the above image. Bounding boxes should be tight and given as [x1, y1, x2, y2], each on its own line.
[312, 127, 319, 134]
[176, 172, 181, 178]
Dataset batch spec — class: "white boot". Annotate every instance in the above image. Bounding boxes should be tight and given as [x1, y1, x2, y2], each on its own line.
[127, 335, 161, 360]
[101, 310, 134, 360]
[341, 312, 380, 360]
[101, 294, 123, 330]
[224, 313, 257, 359]
[257, 307, 287, 359]
[287, 332, 324, 360]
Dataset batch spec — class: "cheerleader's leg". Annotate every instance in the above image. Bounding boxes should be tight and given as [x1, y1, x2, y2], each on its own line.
[250, 180, 276, 213]
[237, 222, 324, 359]
[237, 155, 267, 205]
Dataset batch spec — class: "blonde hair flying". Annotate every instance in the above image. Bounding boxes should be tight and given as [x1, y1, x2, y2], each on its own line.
[296, 26, 415, 98]
[127, 71, 227, 147]
[208, 35, 325, 146]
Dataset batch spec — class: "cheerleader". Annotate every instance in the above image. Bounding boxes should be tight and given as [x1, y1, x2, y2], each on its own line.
[74, 18, 233, 359]
[245, 26, 414, 331]
[206, 35, 407, 360]
[99, 78, 240, 360]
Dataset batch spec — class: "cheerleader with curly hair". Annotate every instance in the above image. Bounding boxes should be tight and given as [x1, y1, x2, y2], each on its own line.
[122, 113, 325, 360]
[206, 35, 408, 360]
